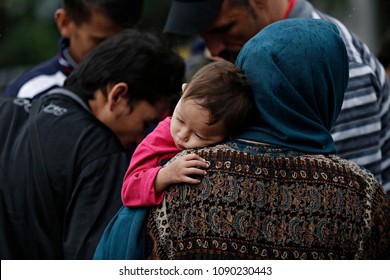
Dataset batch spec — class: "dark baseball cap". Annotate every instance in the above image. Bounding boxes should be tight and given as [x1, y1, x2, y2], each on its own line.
[164, 0, 223, 36]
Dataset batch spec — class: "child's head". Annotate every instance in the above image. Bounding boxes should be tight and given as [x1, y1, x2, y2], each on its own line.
[171, 61, 254, 150]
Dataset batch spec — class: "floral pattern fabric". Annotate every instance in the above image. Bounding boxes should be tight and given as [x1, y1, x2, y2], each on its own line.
[146, 142, 390, 260]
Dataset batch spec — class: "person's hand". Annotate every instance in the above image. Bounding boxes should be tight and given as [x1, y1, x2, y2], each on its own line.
[155, 153, 209, 194]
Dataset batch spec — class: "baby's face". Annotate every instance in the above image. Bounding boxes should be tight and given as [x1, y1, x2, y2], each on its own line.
[170, 97, 225, 150]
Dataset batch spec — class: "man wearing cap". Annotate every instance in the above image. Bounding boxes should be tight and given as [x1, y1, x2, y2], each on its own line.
[164, 0, 390, 196]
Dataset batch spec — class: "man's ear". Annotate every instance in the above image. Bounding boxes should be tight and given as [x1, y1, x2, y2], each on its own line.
[107, 83, 129, 112]
[181, 83, 188, 93]
[54, 8, 74, 38]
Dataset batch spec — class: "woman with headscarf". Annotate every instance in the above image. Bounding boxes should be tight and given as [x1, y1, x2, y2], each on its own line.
[145, 18, 390, 259]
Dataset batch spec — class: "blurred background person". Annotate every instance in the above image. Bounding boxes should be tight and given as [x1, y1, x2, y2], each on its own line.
[3, 0, 144, 99]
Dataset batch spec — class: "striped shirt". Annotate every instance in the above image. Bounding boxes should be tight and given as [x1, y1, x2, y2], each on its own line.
[3, 38, 75, 99]
[290, 0, 390, 195]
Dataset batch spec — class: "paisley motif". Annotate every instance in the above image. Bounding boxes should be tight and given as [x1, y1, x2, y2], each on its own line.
[146, 143, 390, 259]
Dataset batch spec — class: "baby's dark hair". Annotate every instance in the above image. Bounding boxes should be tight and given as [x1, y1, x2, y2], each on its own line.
[183, 61, 254, 137]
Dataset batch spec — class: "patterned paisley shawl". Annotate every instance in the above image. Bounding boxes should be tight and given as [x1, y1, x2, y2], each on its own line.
[146, 144, 390, 260]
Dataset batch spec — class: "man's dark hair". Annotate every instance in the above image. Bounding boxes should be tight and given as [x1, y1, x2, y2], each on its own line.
[64, 29, 185, 106]
[183, 61, 254, 137]
[63, 0, 143, 28]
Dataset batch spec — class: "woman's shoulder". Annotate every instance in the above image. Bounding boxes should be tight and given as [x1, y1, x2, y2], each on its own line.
[147, 142, 390, 260]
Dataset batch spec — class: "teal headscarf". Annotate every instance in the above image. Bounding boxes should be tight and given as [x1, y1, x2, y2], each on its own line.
[236, 18, 348, 154]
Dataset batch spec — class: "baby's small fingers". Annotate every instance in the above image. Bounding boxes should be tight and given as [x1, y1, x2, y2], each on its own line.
[186, 167, 207, 176]
[184, 153, 206, 162]
[198, 160, 210, 168]
[186, 159, 209, 169]
[182, 176, 202, 185]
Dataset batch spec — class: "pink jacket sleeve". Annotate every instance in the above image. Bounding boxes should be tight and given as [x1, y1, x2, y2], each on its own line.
[122, 117, 180, 206]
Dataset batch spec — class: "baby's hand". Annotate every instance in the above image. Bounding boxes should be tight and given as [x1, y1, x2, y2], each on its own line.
[155, 153, 209, 193]
[166, 153, 209, 184]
